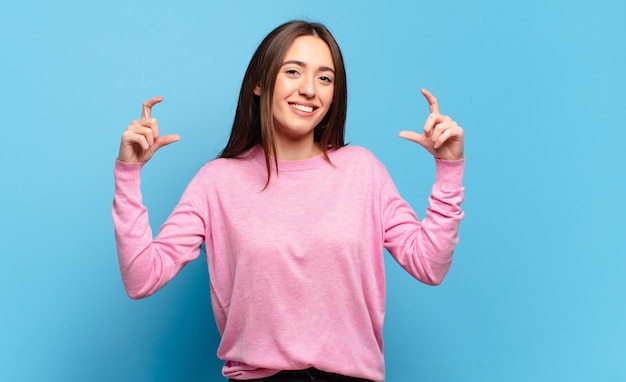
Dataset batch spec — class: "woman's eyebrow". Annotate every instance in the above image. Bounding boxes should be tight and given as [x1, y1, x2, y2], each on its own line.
[282, 59, 335, 74]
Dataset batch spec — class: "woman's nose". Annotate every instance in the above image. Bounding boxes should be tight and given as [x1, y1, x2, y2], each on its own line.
[298, 76, 315, 97]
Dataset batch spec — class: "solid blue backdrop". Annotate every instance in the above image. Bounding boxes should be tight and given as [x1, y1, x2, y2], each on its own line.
[1, 0, 624, 381]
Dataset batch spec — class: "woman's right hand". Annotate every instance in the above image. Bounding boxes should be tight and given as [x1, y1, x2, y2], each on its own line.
[117, 96, 180, 163]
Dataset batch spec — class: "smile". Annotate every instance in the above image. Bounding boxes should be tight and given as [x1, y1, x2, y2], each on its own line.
[289, 103, 315, 113]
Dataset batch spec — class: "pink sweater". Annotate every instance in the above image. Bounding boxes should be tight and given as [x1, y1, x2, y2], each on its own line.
[112, 145, 465, 381]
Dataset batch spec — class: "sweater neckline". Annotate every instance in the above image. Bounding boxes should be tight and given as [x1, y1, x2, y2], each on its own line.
[250, 145, 330, 172]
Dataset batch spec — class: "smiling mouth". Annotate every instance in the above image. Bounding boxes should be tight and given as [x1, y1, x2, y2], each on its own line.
[289, 103, 315, 113]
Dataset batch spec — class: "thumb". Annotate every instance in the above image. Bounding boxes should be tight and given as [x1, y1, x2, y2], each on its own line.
[398, 131, 430, 149]
[153, 134, 180, 151]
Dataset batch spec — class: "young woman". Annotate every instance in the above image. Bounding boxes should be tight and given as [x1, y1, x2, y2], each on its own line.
[113, 20, 465, 382]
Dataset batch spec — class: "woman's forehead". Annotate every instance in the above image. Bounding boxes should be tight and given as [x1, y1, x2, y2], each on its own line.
[282, 35, 334, 70]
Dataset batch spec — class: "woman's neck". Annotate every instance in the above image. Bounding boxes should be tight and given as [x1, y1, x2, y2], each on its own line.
[274, 137, 322, 160]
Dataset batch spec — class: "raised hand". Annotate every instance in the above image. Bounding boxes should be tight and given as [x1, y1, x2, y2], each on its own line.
[117, 96, 180, 163]
[398, 89, 464, 160]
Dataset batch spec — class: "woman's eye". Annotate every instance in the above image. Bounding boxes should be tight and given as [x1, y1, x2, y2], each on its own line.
[286, 69, 299, 76]
[319, 75, 333, 84]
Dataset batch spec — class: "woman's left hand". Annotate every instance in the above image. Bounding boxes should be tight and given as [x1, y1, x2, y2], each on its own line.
[398, 88, 464, 160]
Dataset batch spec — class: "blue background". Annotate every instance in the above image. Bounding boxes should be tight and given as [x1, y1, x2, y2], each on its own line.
[1, 0, 625, 381]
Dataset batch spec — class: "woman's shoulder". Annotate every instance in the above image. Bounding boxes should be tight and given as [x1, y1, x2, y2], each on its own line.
[201, 146, 262, 170]
[190, 146, 264, 186]
[330, 145, 384, 167]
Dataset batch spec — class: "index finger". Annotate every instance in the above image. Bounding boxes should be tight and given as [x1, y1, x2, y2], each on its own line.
[421, 88, 439, 114]
[142, 96, 164, 119]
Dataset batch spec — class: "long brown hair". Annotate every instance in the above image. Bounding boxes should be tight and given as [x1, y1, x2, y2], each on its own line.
[219, 20, 348, 184]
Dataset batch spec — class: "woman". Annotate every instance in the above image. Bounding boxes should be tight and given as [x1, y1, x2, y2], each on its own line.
[113, 20, 465, 382]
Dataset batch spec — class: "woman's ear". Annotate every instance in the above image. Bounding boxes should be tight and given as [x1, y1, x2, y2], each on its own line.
[253, 85, 261, 96]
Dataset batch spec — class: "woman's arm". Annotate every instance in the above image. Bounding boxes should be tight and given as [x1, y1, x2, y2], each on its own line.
[112, 97, 204, 299]
[385, 89, 465, 285]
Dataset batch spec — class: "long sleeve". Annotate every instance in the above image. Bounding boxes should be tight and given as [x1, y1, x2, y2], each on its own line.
[112, 160, 207, 299]
[383, 158, 465, 285]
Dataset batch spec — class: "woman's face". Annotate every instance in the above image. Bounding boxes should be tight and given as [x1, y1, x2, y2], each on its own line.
[263, 35, 335, 145]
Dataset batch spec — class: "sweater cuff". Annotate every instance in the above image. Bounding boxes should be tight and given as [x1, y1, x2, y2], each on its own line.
[434, 157, 465, 188]
[114, 159, 144, 189]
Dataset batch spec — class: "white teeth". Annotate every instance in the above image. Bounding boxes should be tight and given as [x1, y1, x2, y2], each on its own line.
[290, 103, 314, 113]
